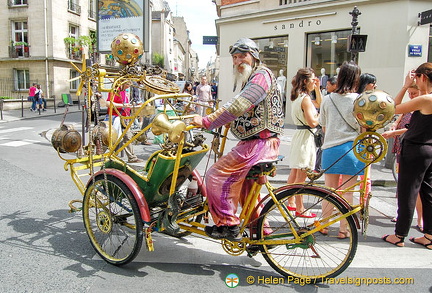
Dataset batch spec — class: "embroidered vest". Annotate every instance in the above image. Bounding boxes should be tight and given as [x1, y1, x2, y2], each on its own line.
[230, 66, 285, 140]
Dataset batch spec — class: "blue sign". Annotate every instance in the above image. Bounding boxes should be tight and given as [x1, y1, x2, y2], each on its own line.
[408, 45, 422, 57]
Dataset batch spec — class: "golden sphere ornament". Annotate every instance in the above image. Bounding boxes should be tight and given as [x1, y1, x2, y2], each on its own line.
[353, 90, 395, 131]
[111, 33, 144, 65]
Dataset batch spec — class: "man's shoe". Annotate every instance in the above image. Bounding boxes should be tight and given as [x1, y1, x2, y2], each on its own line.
[205, 225, 242, 241]
[128, 158, 144, 163]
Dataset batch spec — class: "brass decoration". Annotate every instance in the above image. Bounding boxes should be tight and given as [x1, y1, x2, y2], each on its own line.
[92, 121, 118, 146]
[151, 113, 186, 143]
[353, 132, 388, 163]
[143, 75, 180, 94]
[51, 124, 82, 153]
[353, 90, 395, 131]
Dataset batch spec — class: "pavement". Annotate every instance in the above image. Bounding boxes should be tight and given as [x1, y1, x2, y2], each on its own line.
[0, 105, 399, 220]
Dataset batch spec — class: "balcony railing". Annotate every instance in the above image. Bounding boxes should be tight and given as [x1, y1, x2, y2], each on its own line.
[279, 0, 313, 5]
[67, 47, 82, 60]
[9, 45, 30, 58]
[68, 1, 81, 14]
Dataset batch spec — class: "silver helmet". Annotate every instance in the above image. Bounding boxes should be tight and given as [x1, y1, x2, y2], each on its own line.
[229, 38, 260, 61]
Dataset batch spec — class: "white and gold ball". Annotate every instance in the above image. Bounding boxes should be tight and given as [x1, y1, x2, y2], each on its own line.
[111, 33, 143, 65]
[353, 90, 395, 131]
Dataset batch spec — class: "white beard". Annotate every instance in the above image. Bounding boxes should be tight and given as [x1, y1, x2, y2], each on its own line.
[233, 63, 253, 91]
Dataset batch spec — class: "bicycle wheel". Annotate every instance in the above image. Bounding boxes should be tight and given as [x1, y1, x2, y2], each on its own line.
[256, 187, 358, 282]
[83, 174, 143, 265]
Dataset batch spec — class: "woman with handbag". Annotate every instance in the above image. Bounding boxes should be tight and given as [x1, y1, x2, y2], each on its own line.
[287, 68, 320, 217]
[319, 61, 364, 239]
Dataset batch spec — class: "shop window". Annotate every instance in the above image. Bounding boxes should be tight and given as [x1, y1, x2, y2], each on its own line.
[306, 30, 351, 77]
[252, 36, 289, 78]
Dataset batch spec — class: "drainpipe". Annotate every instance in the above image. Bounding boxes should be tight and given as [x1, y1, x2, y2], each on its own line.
[43, 0, 50, 104]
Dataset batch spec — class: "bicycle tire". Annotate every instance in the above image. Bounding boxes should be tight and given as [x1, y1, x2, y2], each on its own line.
[83, 174, 143, 265]
[256, 187, 358, 282]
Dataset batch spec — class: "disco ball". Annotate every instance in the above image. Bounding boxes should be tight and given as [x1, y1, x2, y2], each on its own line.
[353, 90, 395, 131]
[111, 33, 143, 65]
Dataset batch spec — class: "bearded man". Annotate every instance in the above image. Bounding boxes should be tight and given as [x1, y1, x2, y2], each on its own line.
[192, 38, 285, 241]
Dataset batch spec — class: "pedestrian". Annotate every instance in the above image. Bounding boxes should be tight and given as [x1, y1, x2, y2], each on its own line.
[106, 82, 144, 164]
[195, 76, 212, 116]
[211, 82, 218, 101]
[319, 61, 364, 239]
[382, 62, 432, 249]
[382, 72, 423, 231]
[34, 84, 46, 112]
[325, 76, 337, 94]
[182, 81, 196, 114]
[356, 73, 378, 197]
[356, 73, 377, 94]
[192, 37, 284, 241]
[28, 83, 37, 111]
[286, 68, 320, 217]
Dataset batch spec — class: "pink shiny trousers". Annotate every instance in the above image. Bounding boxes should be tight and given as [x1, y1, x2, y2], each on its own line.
[205, 137, 280, 227]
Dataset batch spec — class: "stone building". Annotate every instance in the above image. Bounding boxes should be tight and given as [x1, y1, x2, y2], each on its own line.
[213, 0, 432, 123]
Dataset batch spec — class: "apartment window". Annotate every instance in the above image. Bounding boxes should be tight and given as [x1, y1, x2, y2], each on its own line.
[70, 70, 79, 90]
[69, 25, 79, 39]
[306, 30, 351, 77]
[9, 0, 28, 6]
[68, 0, 81, 15]
[66, 25, 81, 60]
[12, 21, 28, 57]
[88, 0, 96, 19]
[14, 69, 30, 90]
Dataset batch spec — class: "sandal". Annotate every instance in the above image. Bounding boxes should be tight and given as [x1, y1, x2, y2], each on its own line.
[319, 227, 329, 235]
[409, 234, 432, 250]
[416, 225, 424, 233]
[382, 234, 405, 247]
[337, 231, 350, 239]
[295, 211, 317, 218]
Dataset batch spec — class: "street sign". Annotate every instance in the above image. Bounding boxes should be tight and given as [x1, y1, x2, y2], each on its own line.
[347, 34, 367, 53]
[419, 9, 432, 25]
[408, 45, 422, 57]
[203, 36, 218, 45]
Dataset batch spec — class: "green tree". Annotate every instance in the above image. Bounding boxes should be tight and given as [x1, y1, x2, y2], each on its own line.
[152, 52, 164, 68]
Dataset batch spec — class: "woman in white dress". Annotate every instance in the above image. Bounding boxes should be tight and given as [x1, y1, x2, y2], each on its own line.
[287, 68, 321, 217]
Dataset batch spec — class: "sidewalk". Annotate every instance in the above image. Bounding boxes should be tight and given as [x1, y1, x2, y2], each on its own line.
[0, 105, 82, 123]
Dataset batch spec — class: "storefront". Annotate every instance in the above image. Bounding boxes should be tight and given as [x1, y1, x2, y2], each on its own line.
[216, 0, 431, 123]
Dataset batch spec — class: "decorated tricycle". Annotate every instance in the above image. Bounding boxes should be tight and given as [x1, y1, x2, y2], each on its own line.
[52, 33, 395, 283]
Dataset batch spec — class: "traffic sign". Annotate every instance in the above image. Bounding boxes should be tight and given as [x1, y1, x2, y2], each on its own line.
[347, 34, 368, 53]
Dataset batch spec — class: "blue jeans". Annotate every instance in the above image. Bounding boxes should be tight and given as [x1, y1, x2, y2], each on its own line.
[31, 96, 36, 110]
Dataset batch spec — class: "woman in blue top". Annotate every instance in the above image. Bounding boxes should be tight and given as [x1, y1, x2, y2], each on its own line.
[319, 61, 364, 239]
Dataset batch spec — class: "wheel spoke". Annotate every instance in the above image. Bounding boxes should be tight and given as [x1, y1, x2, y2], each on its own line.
[257, 188, 358, 282]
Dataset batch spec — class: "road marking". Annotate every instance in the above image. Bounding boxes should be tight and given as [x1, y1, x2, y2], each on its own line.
[0, 127, 32, 134]
[0, 139, 40, 147]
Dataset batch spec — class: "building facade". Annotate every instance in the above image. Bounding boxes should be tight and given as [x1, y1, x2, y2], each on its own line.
[214, 0, 432, 123]
[0, 0, 200, 103]
[0, 0, 99, 101]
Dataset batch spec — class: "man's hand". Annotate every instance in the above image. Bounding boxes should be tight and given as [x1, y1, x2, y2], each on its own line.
[192, 115, 204, 127]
